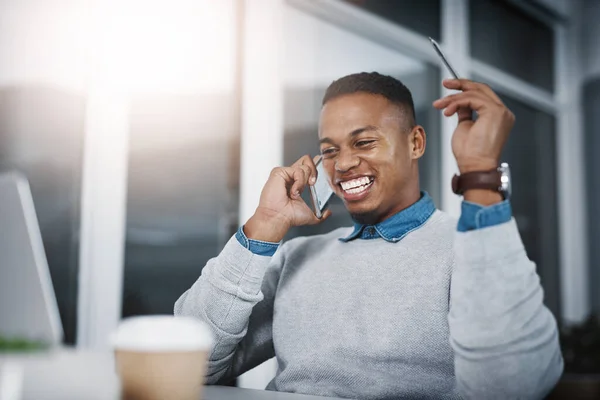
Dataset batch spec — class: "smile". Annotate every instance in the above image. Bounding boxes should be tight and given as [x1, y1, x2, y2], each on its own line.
[340, 176, 374, 195]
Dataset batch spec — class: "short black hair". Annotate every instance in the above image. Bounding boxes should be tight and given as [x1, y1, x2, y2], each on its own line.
[322, 72, 416, 128]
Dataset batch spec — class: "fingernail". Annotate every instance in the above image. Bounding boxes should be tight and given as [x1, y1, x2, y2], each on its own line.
[294, 191, 300, 197]
[310, 177, 316, 184]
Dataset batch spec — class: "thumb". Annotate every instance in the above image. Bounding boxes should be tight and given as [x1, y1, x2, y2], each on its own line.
[306, 208, 332, 225]
[321, 209, 332, 220]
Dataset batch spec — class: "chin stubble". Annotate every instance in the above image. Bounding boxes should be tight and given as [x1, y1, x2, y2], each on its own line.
[350, 210, 380, 226]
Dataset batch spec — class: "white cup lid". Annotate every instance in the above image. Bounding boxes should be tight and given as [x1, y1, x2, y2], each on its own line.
[111, 315, 213, 352]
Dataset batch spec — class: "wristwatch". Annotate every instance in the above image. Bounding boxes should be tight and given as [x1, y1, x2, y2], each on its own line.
[451, 162, 512, 199]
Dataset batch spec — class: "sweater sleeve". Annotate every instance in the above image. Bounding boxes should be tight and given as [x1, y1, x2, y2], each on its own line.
[449, 219, 563, 399]
[174, 235, 285, 385]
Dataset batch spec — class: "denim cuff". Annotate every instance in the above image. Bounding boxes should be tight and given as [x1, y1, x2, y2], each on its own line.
[457, 200, 512, 232]
[235, 226, 279, 257]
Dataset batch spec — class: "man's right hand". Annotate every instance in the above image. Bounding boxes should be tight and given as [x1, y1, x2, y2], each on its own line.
[244, 155, 332, 243]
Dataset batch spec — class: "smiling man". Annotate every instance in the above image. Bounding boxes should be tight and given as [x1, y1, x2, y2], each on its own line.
[175, 72, 563, 399]
[319, 91, 421, 225]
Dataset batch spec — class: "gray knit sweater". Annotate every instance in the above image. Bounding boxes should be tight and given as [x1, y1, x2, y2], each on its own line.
[174, 210, 563, 399]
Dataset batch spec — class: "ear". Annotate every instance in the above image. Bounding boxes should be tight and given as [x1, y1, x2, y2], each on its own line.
[409, 125, 426, 160]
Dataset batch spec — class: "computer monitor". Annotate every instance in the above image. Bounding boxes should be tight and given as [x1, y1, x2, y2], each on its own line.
[0, 171, 63, 346]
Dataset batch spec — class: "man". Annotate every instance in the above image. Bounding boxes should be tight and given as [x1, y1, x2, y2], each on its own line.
[175, 73, 563, 399]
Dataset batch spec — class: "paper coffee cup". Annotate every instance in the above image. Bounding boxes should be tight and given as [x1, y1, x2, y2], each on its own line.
[111, 315, 213, 400]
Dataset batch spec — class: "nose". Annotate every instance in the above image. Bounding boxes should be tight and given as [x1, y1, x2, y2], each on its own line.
[335, 149, 360, 172]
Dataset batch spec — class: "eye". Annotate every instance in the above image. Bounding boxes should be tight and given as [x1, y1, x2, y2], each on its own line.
[356, 140, 375, 147]
[321, 147, 338, 157]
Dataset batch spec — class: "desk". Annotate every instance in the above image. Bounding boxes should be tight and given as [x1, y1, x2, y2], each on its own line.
[1, 350, 345, 400]
[204, 386, 343, 400]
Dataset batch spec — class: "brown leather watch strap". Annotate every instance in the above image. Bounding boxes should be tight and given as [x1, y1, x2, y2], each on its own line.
[451, 168, 502, 195]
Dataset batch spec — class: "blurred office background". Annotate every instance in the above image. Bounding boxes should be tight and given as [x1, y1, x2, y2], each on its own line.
[0, 0, 598, 389]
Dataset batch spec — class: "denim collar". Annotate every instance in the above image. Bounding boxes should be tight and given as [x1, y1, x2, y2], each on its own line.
[339, 192, 436, 243]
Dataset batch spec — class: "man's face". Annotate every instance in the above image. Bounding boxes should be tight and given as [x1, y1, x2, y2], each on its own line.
[318, 92, 423, 224]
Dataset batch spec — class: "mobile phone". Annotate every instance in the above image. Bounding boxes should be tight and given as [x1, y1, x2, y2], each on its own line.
[428, 37, 460, 78]
[309, 157, 334, 219]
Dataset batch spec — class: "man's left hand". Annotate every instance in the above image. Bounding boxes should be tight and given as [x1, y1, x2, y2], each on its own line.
[432, 79, 515, 174]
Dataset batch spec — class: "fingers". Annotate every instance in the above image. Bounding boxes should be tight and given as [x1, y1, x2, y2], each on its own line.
[288, 165, 312, 198]
[441, 79, 503, 104]
[274, 154, 322, 201]
[292, 155, 317, 185]
[433, 91, 491, 120]
[271, 155, 319, 200]
[456, 106, 473, 123]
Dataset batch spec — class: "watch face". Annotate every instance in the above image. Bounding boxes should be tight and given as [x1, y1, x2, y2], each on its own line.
[499, 162, 511, 198]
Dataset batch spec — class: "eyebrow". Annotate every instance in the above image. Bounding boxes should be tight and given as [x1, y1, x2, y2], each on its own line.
[319, 125, 379, 145]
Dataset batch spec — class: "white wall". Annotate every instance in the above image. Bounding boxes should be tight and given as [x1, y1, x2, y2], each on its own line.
[0, 0, 240, 349]
[78, 0, 240, 349]
[283, 6, 422, 90]
[0, 0, 88, 165]
[236, 0, 284, 390]
[283, 4, 434, 142]
[0, 0, 87, 93]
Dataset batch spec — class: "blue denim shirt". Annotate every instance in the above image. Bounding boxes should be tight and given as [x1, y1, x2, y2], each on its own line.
[236, 192, 512, 256]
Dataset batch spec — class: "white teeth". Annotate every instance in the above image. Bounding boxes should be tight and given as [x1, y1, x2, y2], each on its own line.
[340, 177, 373, 194]
[340, 177, 371, 190]
[347, 186, 365, 194]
